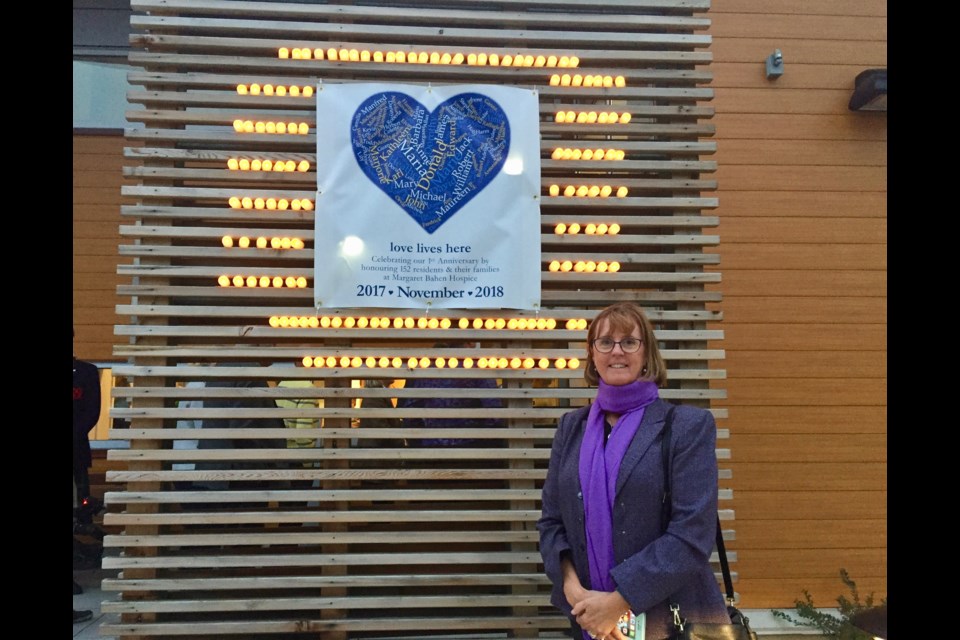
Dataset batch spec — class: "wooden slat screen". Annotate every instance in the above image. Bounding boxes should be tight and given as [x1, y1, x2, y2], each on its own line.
[103, 1, 725, 637]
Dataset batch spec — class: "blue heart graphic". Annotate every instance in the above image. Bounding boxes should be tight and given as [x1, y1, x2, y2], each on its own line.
[350, 92, 510, 234]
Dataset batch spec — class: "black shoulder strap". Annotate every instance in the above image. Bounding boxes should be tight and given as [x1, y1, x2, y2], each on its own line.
[660, 404, 735, 602]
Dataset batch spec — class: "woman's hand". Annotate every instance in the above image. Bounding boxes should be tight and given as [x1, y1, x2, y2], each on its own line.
[571, 590, 631, 640]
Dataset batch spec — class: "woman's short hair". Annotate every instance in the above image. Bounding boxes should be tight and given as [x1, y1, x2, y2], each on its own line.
[583, 301, 668, 387]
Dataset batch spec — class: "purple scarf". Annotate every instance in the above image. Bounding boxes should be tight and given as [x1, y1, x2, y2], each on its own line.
[578, 380, 659, 618]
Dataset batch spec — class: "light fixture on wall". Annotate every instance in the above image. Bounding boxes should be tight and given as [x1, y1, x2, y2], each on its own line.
[849, 68, 887, 112]
[765, 49, 783, 79]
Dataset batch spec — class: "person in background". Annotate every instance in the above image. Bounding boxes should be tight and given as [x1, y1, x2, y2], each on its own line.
[73, 331, 100, 623]
[276, 379, 320, 489]
[537, 302, 729, 640]
[173, 380, 205, 490]
[73, 345, 101, 507]
[397, 342, 505, 447]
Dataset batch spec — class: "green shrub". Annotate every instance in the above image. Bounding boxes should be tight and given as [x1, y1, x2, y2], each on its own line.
[771, 569, 886, 639]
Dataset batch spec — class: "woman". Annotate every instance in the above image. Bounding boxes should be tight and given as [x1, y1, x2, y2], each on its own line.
[537, 302, 729, 640]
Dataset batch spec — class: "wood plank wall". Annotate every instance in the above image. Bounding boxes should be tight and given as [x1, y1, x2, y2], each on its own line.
[71, 0, 888, 634]
[90, 0, 729, 637]
[706, 0, 886, 608]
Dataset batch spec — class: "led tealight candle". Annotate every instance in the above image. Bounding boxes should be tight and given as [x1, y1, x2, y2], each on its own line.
[583, 75, 594, 87]
[327, 356, 338, 367]
[549, 185, 560, 197]
[463, 357, 474, 369]
[418, 356, 430, 368]
[585, 223, 597, 234]
[603, 76, 614, 88]
[238, 158, 250, 171]
[600, 185, 612, 198]
[484, 319, 496, 330]
[523, 358, 535, 369]
[330, 317, 342, 328]
[574, 262, 585, 272]
[308, 316, 319, 328]
[338, 49, 349, 61]
[609, 262, 621, 272]
[597, 262, 608, 272]
[487, 53, 498, 66]
[562, 148, 574, 160]
[560, 74, 571, 86]
[495, 318, 506, 329]
[260, 276, 271, 287]
[250, 83, 261, 95]
[563, 185, 576, 197]
[231, 275, 244, 287]
[378, 356, 389, 368]
[266, 198, 277, 210]
[218, 275, 231, 287]
[585, 261, 596, 272]
[360, 50, 370, 62]
[534, 55, 545, 66]
[555, 223, 567, 234]
[344, 317, 355, 328]
[237, 236, 250, 248]
[467, 53, 477, 65]
[273, 276, 284, 288]
[365, 356, 376, 368]
[254, 198, 265, 209]
[222, 236, 234, 248]
[569, 56, 580, 67]
[452, 52, 464, 64]
[568, 223, 581, 234]
[572, 74, 583, 87]
[556, 358, 567, 369]
[576, 185, 588, 197]
[296, 276, 307, 288]
[501, 54, 513, 66]
[473, 318, 483, 329]
[244, 275, 256, 287]
[561, 260, 572, 272]
[440, 52, 452, 64]
[558, 56, 569, 67]
[285, 276, 297, 288]
[278, 48, 289, 59]
[391, 357, 404, 368]
[339, 356, 350, 367]
[459, 318, 470, 329]
[510, 358, 521, 369]
[477, 358, 488, 369]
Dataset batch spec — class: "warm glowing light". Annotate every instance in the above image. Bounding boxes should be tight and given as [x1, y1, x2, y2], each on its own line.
[440, 318, 451, 329]
[585, 261, 597, 272]
[477, 357, 488, 369]
[568, 223, 581, 234]
[556, 358, 568, 369]
[463, 357, 474, 369]
[576, 185, 588, 197]
[258, 276, 270, 287]
[419, 356, 430, 368]
[561, 260, 573, 272]
[218, 275, 230, 287]
[617, 187, 629, 198]
[254, 198, 265, 209]
[391, 357, 402, 368]
[473, 318, 483, 329]
[285, 276, 297, 288]
[272, 276, 284, 288]
[378, 356, 389, 367]
[510, 357, 521, 369]
[585, 223, 597, 235]
[548, 260, 560, 272]
[435, 357, 447, 368]
[459, 318, 470, 329]
[324, 356, 336, 367]
[609, 262, 621, 272]
[497, 357, 508, 368]
[296, 276, 307, 288]
[523, 357, 535, 369]
[365, 356, 376, 368]
[350, 356, 362, 367]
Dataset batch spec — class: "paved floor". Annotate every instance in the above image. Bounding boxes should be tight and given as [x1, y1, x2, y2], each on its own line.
[73, 566, 119, 639]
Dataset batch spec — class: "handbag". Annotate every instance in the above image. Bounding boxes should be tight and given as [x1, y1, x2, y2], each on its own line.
[660, 406, 759, 640]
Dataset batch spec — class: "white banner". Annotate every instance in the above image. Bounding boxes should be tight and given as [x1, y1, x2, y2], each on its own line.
[314, 83, 542, 310]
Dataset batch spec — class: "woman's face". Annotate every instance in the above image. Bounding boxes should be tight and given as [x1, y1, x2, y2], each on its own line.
[591, 318, 646, 386]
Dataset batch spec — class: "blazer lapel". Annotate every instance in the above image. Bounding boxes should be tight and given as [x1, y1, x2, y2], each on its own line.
[615, 400, 668, 497]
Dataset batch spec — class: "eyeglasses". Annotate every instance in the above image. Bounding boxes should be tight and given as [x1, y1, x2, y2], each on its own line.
[592, 337, 642, 353]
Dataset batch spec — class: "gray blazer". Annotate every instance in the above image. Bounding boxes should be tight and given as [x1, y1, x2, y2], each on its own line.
[537, 398, 730, 639]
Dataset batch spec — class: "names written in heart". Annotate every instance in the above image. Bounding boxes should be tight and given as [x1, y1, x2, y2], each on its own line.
[351, 92, 510, 233]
